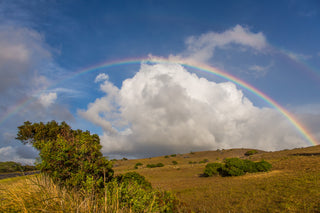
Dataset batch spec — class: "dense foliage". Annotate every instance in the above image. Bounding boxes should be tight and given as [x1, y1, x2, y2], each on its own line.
[0, 161, 35, 173]
[16, 121, 113, 191]
[204, 158, 272, 177]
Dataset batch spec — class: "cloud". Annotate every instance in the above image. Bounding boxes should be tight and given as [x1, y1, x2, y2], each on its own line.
[95, 73, 109, 83]
[79, 62, 307, 158]
[178, 25, 267, 62]
[38, 92, 57, 107]
[287, 51, 312, 61]
[248, 61, 274, 78]
[0, 26, 51, 93]
[0, 25, 74, 164]
[0, 146, 37, 165]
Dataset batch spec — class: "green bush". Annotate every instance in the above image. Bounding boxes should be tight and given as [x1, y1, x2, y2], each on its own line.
[146, 163, 164, 168]
[172, 161, 178, 165]
[219, 165, 245, 176]
[203, 163, 223, 177]
[255, 160, 272, 172]
[199, 159, 209, 164]
[170, 154, 177, 157]
[203, 158, 272, 177]
[116, 172, 152, 190]
[106, 178, 179, 212]
[134, 162, 143, 169]
[245, 150, 258, 156]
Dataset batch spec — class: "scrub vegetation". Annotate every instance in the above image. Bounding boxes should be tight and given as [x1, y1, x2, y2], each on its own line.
[1, 120, 320, 212]
[0, 121, 179, 212]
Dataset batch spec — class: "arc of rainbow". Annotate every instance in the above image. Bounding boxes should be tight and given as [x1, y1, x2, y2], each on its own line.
[0, 57, 318, 146]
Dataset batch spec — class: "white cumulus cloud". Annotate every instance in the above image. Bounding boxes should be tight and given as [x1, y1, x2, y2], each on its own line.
[79, 62, 307, 158]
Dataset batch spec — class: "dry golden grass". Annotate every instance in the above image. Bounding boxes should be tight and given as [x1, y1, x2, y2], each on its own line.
[2, 146, 320, 212]
[114, 146, 320, 212]
[0, 174, 133, 212]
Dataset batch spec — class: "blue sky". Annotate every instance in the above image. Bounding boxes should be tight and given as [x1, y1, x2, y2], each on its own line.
[0, 0, 319, 163]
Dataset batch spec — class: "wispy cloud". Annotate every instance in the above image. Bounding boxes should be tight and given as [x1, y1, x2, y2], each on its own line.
[287, 51, 312, 61]
[248, 61, 274, 78]
[177, 25, 267, 62]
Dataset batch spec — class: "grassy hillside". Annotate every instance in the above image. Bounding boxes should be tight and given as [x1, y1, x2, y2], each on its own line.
[113, 146, 320, 212]
[1, 146, 320, 212]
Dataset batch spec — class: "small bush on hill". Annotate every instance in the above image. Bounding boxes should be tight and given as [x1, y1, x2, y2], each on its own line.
[147, 163, 164, 168]
[170, 154, 177, 157]
[172, 161, 178, 165]
[134, 162, 143, 169]
[199, 159, 209, 164]
[245, 150, 258, 156]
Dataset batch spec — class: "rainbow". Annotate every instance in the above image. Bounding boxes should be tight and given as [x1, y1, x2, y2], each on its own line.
[0, 57, 318, 146]
[275, 47, 320, 84]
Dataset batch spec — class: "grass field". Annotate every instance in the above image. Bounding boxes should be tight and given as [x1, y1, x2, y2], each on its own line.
[113, 146, 320, 212]
[1, 146, 320, 212]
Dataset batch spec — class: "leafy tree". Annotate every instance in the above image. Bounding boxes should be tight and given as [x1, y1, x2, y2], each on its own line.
[16, 121, 74, 150]
[16, 121, 113, 191]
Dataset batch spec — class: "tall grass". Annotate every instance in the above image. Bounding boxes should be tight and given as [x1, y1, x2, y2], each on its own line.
[0, 174, 179, 212]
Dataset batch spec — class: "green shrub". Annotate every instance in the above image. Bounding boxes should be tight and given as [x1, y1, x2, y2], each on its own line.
[170, 154, 177, 157]
[106, 178, 179, 212]
[146, 163, 164, 168]
[255, 160, 272, 172]
[220, 165, 245, 176]
[199, 159, 209, 164]
[172, 161, 178, 165]
[223, 158, 257, 173]
[245, 150, 258, 156]
[203, 163, 223, 177]
[116, 172, 152, 190]
[164, 155, 169, 158]
[203, 158, 272, 177]
[156, 163, 164, 167]
[134, 162, 143, 169]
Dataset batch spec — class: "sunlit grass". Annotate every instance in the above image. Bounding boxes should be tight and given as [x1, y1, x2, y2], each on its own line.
[114, 146, 320, 212]
[2, 146, 320, 212]
[0, 173, 180, 212]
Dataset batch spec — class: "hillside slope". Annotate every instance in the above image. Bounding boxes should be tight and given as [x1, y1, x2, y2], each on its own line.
[113, 146, 320, 212]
